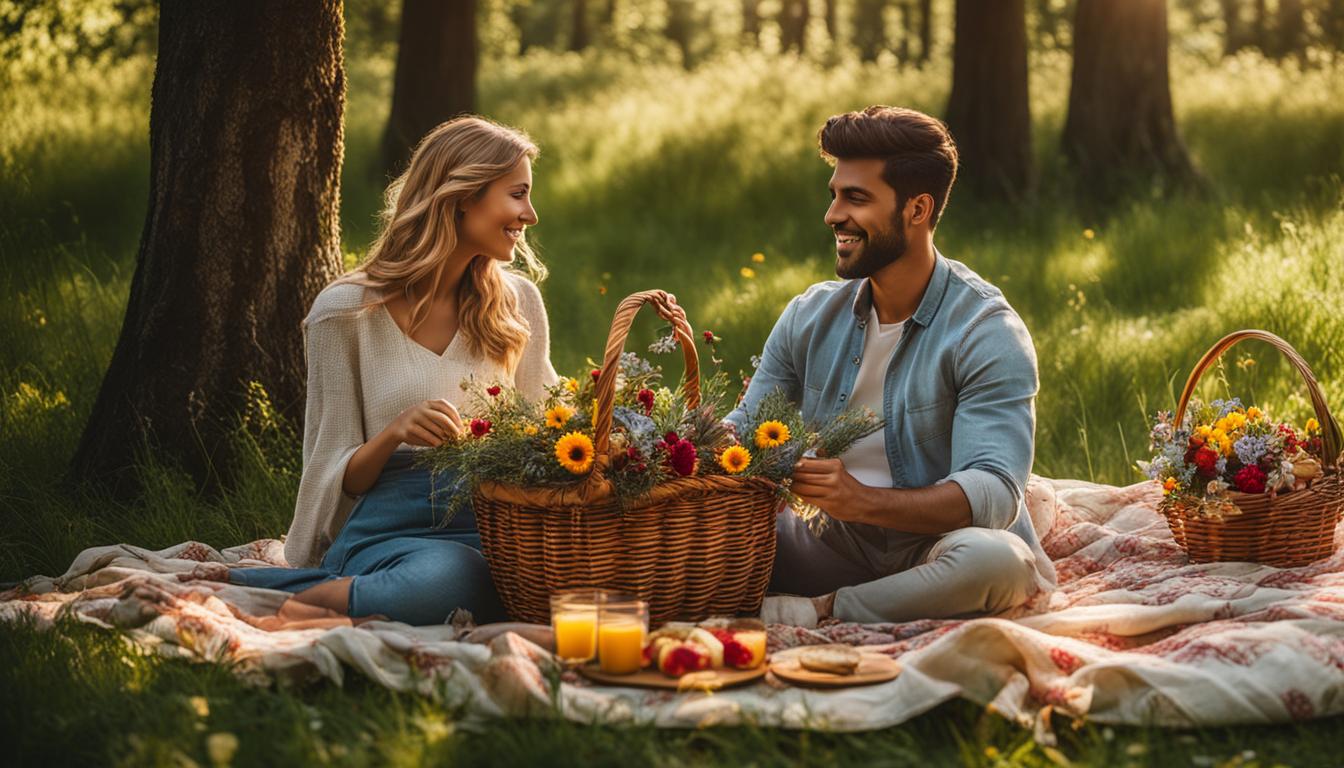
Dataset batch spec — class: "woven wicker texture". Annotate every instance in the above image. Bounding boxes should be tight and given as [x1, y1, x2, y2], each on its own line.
[1163, 330, 1343, 566]
[473, 290, 781, 624]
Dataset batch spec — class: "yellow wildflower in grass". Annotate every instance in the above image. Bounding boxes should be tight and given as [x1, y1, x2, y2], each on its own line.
[1082, 228, 1095, 240]
[524, 424, 539, 436]
[555, 431, 595, 474]
[1162, 477, 1178, 495]
[740, 267, 756, 279]
[545, 404, 575, 429]
[755, 420, 791, 449]
[1306, 417, 1321, 434]
[752, 252, 765, 263]
[719, 445, 752, 474]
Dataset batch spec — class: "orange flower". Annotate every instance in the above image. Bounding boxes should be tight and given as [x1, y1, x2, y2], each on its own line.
[555, 432, 595, 474]
[719, 445, 752, 474]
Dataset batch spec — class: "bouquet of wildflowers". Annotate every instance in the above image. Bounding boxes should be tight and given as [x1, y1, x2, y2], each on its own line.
[1139, 397, 1328, 519]
[416, 329, 882, 519]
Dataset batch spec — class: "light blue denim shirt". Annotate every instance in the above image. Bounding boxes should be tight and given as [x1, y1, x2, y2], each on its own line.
[727, 251, 1056, 589]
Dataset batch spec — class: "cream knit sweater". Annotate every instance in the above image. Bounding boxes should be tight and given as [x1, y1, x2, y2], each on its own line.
[283, 270, 559, 568]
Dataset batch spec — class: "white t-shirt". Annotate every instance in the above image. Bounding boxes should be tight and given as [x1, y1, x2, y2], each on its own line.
[838, 306, 904, 486]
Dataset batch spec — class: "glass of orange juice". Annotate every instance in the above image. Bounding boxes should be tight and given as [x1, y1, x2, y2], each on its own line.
[550, 590, 599, 664]
[597, 598, 648, 675]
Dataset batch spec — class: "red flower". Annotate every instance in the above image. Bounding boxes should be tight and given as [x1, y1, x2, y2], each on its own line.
[591, 369, 602, 381]
[663, 431, 680, 445]
[1235, 465, 1267, 494]
[486, 385, 501, 397]
[1193, 447, 1220, 476]
[469, 418, 492, 437]
[637, 388, 655, 415]
[703, 331, 715, 342]
[668, 440, 697, 476]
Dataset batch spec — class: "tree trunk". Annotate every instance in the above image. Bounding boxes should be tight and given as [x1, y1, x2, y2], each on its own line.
[69, 1, 345, 498]
[853, 0, 888, 61]
[917, 0, 932, 63]
[381, 0, 477, 177]
[1275, 0, 1305, 58]
[1252, 0, 1268, 51]
[742, 0, 761, 44]
[1062, 0, 1197, 194]
[666, 0, 695, 69]
[1220, 0, 1246, 55]
[824, 0, 839, 41]
[571, 0, 591, 51]
[603, 0, 619, 28]
[1328, 0, 1344, 52]
[899, 0, 914, 63]
[945, 0, 1033, 200]
[779, 0, 810, 53]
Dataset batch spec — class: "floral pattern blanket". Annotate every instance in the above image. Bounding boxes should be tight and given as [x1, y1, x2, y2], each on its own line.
[4, 476, 1343, 738]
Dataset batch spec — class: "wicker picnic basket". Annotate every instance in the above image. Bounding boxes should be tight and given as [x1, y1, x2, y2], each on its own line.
[1161, 330, 1344, 567]
[472, 290, 781, 624]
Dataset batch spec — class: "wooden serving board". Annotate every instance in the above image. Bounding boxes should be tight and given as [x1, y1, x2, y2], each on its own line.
[578, 663, 767, 691]
[769, 654, 901, 688]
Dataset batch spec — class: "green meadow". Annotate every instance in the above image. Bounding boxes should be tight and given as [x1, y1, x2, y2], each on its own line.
[3, 17, 1344, 768]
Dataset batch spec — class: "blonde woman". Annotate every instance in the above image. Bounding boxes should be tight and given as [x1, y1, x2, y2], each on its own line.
[230, 117, 561, 627]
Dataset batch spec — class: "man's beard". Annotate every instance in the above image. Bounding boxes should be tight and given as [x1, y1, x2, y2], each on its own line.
[835, 214, 907, 280]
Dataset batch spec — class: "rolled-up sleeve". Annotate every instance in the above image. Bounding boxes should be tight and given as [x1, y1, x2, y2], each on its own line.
[944, 309, 1038, 530]
[725, 296, 802, 431]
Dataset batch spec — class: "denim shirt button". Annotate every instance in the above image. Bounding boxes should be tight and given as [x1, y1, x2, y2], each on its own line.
[852, 356, 860, 365]
[840, 393, 847, 400]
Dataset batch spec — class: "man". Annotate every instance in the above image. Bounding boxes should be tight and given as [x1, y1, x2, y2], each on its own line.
[728, 106, 1055, 627]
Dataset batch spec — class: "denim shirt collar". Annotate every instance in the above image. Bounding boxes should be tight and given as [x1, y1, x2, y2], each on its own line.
[848, 249, 953, 328]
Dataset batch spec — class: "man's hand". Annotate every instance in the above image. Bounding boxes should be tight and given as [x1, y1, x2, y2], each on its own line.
[790, 457, 869, 524]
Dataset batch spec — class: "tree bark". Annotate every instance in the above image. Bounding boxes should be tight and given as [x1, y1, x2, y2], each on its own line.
[571, 0, 591, 51]
[779, 0, 811, 53]
[666, 0, 695, 69]
[1252, 0, 1268, 51]
[944, 0, 1033, 200]
[1062, 0, 1197, 194]
[853, 0, 888, 61]
[917, 0, 932, 63]
[1220, 0, 1246, 56]
[742, 0, 761, 44]
[1275, 0, 1305, 58]
[381, 0, 477, 177]
[824, 0, 839, 41]
[69, 1, 345, 497]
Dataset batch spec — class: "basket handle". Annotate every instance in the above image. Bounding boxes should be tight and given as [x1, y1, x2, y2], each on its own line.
[592, 290, 701, 460]
[1174, 329, 1342, 467]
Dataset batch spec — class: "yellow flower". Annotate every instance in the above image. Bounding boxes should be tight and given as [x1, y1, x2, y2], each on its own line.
[740, 267, 756, 279]
[1082, 228, 1095, 240]
[1195, 425, 1213, 440]
[755, 420, 791, 449]
[752, 252, 766, 263]
[1306, 417, 1321, 434]
[1246, 406, 1262, 421]
[524, 424, 539, 436]
[1162, 477, 1178, 495]
[719, 445, 752, 474]
[545, 405, 575, 429]
[1210, 429, 1233, 457]
[555, 431, 595, 474]
[563, 378, 579, 394]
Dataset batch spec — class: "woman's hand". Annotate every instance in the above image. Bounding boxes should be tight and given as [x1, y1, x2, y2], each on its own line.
[389, 399, 464, 447]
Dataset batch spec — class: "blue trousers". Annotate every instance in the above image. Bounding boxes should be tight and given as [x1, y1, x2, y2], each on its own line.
[230, 451, 505, 625]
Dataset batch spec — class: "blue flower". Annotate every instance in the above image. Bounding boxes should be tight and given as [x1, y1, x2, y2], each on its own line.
[1234, 434, 1268, 466]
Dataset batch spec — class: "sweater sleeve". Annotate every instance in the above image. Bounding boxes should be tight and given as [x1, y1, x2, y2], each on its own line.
[511, 274, 560, 402]
[283, 312, 366, 568]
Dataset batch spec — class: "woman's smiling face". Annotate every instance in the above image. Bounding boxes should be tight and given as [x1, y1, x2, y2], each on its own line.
[459, 156, 538, 261]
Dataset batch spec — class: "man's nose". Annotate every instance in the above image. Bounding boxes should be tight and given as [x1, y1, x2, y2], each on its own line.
[824, 200, 844, 227]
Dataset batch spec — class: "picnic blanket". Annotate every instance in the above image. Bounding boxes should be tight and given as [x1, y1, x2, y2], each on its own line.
[4, 476, 1343, 739]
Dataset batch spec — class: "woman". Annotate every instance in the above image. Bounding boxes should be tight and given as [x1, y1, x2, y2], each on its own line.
[229, 116, 559, 628]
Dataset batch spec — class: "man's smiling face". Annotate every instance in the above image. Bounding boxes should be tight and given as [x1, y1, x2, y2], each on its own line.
[824, 157, 908, 280]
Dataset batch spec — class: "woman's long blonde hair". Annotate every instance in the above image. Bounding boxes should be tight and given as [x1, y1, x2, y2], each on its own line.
[336, 116, 545, 373]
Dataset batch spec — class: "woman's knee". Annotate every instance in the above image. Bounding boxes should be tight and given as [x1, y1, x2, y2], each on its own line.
[351, 542, 503, 625]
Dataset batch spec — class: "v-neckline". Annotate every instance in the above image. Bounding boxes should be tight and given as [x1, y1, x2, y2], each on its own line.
[380, 301, 458, 359]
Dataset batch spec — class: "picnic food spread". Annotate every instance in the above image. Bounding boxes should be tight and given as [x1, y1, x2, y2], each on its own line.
[643, 621, 768, 677]
[797, 644, 861, 676]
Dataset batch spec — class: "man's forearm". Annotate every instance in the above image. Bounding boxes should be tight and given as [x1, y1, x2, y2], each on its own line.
[853, 480, 973, 534]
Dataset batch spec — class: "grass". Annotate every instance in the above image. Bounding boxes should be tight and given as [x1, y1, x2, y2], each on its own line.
[3, 11, 1344, 766]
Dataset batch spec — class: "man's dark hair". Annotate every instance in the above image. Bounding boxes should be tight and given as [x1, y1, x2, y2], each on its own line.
[818, 106, 959, 228]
